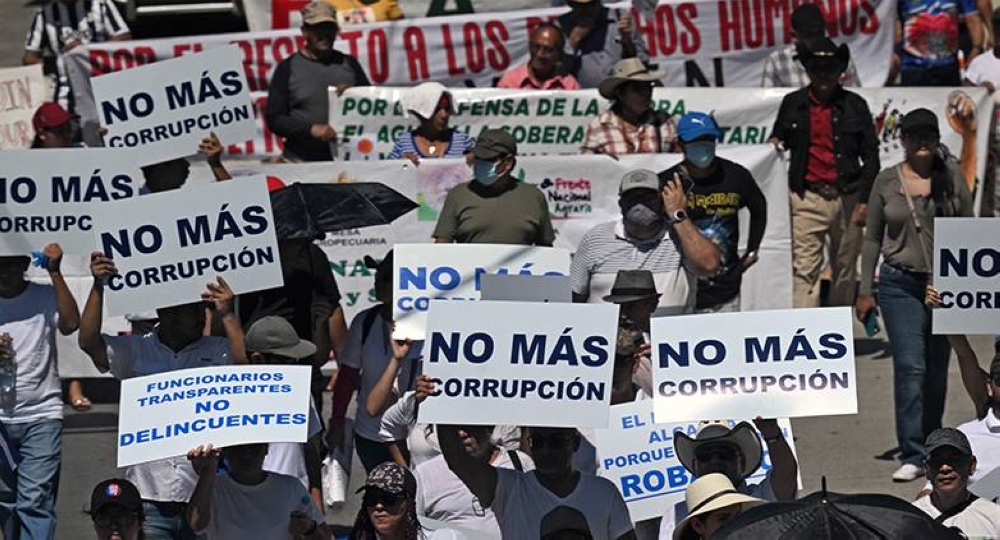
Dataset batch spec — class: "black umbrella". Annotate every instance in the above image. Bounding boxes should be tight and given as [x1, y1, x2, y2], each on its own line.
[713, 480, 963, 540]
[269, 182, 417, 240]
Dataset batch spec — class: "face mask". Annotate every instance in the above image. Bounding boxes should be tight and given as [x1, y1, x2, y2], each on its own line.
[473, 159, 501, 185]
[624, 203, 663, 229]
[685, 141, 716, 169]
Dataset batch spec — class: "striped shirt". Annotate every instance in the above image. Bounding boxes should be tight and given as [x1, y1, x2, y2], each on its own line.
[761, 45, 861, 88]
[580, 109, 678, 158]
[387, 131, 475, 160]
[570, 220, 695, 316]
[24, 0, 130, 110]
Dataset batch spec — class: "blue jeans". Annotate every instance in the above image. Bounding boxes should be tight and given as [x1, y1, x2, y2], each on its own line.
[878, 264, 951, 465]
[0, 419, 61, 540]
[142, 501, 195, 540]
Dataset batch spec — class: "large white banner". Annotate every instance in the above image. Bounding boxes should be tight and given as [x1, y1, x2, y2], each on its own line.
[418, 300, 618, 428]
[595, 401, 798, 522]
[93, 176, 283, 316]
[0, 65, 47, 150]
[229, 147, 791, 321]
[91, 46, 255, 165]
[933, 218, 1000, 335]
[393, 244, 571, 340]
[651, 307, 857, 423]
[0, 149, 143, 255]
[117, 365, 312, 467]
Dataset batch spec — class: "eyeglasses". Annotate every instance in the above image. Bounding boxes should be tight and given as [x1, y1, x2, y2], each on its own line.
[695, 447, 738, 463]
[93, 512, 139, 529]
[529, 434, 574, 451]
[363, 490, 407, 510]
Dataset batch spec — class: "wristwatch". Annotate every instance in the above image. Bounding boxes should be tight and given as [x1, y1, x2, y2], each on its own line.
[671, 209, 688, 223]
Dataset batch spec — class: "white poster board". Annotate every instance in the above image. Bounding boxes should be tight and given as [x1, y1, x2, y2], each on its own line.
[480, 274, 571, 303]
[0, 149, 143, 255]
[651, 307, 857, 423]
[91, 45, 254, 165]
[595, 401, 799, 522]
[392, 244, 571, 340]
[418, 300, 618, 428]
[933, 218, 1000, 334]
[0, 65, 47, 149]
[117, 365, 312, 467]
[92, 176, 283, 316]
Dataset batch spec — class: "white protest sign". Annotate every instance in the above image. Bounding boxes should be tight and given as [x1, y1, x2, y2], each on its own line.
[91, 45, 254, 165]
[595, 401, 799, 522]
[92, 176, 283, 316]
[0, 149, 143, 255]
[480, 274, 571, 303]
[933, 218, 1000, 334]
[392, 244, 571, 340]
[117, 365, 311, 467]
[418, 300, 618, 428]
[0, 65, 47, 149]
[651, 307, 857, 423]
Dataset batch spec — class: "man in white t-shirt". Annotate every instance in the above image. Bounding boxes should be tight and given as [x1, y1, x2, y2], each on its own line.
[187, 443, 327, 540]
[658, 420, 797, 540]
[416, 424, 534, 536]
[79, 252, 247, 540]
[571, 169, 719, 316]
[913, 428, 1000, 539]
[244, 316, 324, 503]
[440, 424, 636, 540]
[0, 244, 80, 540]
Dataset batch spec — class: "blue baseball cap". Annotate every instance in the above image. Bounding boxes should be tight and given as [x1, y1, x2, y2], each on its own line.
[677, 112, 722, 143]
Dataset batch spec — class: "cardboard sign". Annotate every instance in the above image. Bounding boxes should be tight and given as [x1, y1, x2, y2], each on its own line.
[0, 149, 143, 255]
[595, 401, 799, 522]
[392, 244, 571, 340]
[91, 45, 254, 165]
[933, 218, 1000, 334]
[651, 307, 857, 423]
[117, 365, 312, 467]
[0, 65, 47, 149]
[92, 177, 283, 316]
[418, 300, 618, 428]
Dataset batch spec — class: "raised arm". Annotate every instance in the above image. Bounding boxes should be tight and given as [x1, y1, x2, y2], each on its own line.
[78, 252, 115, 372]
[948, 333, 990, 418]
[366, 339, 412, 417]
[202, 277, 246, 365]
[438, 424, 499, 507]
[186, 444, 221, 533]
[754, 418, 798, 501]
[663, 174, 720, 276]
[43, 244, 80, 335]
[198, 133, 232, 181]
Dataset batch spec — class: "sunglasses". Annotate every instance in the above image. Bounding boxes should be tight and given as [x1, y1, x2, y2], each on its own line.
[93, 512, 139, 529]
[363, 490, 407, 510]
[925, 455, 971, 471]
[904, 132, 940, 148]
[530, 434, 575, 451]
[695, 448, 738, 463]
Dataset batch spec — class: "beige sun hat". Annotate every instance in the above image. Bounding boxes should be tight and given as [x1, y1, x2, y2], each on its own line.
[598, 58, 665, 99]
[672, 473, 766, 540]
[401, 82, 449, 121]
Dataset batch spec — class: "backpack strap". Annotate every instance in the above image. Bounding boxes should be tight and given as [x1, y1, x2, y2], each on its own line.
[507, 449, 524, 472]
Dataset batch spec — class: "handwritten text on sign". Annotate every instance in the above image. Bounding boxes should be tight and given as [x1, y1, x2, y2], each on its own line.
[0, 149, 143, 255]
[0, 65, 46, 149]
[93, 176, 283, 316]
[91, 45, 255, 165]
[117, 365, 311, 467]
[933, 218, 1000, 334]
[651, 307, 857, 423]
[418, 300, 618, 428]
[392, 244, 571, 340]
[595, 401, 799, 522]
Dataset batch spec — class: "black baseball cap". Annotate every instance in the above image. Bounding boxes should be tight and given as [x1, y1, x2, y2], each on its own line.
[791, 3, 826, 33]
[90, 479, 142, 514]
[900, 108, 940, 136]
[472, 129, 517, 160]
[925, 428, 973, 457]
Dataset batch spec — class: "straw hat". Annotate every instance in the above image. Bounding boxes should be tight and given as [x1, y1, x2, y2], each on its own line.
[598, 58, 665, 99]
[673, 474, 765, 540]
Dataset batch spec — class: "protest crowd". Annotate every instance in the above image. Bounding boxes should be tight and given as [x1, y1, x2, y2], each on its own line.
[5, 0, 1000, 539]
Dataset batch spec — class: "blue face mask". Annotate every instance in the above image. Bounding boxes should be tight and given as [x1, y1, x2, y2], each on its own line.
[685, 141, 717, 169]
[473, 159, 501, 185]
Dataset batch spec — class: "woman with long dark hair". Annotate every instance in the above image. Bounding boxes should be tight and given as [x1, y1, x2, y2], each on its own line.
[856, 108, 974, 483]
[349, 462, 439, 540]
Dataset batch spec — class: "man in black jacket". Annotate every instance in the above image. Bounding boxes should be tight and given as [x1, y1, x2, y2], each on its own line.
[769, 38, 879, 309]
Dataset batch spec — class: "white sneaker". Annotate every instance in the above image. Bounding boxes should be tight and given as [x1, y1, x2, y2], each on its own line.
[892, 463, 924, 482]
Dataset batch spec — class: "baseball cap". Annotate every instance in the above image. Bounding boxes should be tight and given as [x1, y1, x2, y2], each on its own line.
[677, 112, 722, 143]
[300, 1, 337, 25]
[245, 316, 317, 359]
[32, 102, 74, 132]
[900, 108, 940, 136]
[472, 129, 517, 160]
[619, 169, 659, 195]
[90, 479, 142, 514]
[791, 3, 826, 33]
[356, 461, 417, 497]
[925, 427, 973, 457]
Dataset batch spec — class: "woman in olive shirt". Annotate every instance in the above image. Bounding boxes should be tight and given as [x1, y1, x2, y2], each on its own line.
[856, 109, 974, 483]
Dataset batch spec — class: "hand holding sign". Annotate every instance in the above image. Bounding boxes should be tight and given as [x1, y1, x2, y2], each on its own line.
[414, 374, 436, 405]
[41, 243, 64, 273]
[89, 252, 118, 282]
[201, 276, 235, 316]
[187, 444, 221, 475]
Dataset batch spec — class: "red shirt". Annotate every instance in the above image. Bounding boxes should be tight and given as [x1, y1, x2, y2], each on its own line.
[805, 93, 838, 185]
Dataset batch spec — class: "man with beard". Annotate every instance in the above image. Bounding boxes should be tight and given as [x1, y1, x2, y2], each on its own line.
[265, 1, 370, 161]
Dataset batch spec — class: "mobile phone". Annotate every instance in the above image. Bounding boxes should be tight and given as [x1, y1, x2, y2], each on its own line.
[864, 309, 881, 337]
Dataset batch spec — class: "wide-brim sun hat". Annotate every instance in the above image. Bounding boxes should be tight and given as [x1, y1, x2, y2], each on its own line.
[676, 421, 763, 480]
[673, 473, 766, 540]
[598, 58, 665, 100]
